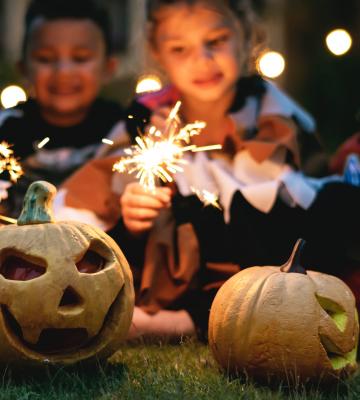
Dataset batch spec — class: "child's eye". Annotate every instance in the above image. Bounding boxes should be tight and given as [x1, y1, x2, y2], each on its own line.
[32, 53, 55, 64]
[169, 46, 186, 54]
[72, 50, 94, 63]
[73, 55, 93, 63]
[207, 34, 230, 48]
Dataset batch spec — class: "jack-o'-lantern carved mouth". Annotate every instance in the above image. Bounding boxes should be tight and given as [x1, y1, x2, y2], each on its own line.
[2, 306, 89, 354]
[1, 285, 124, 355]
[0, 248, 126, 355]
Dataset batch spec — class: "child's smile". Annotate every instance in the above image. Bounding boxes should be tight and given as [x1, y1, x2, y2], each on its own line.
[192, 72, 224, 88]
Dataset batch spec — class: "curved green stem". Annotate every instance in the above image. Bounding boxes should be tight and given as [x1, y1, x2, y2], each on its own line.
[17, 181, 56, 225]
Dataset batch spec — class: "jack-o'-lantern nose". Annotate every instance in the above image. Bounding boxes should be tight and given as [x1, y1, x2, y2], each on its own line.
[58, 286, 83, 308]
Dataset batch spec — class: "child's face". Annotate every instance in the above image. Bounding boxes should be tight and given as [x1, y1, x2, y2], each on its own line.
[151, 3, 247, 104]
[22, 19, 116, 125]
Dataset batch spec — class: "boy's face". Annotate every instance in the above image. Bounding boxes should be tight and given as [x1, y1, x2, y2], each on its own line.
[151, 3, 247, 104]
[22, 18, 116, 125]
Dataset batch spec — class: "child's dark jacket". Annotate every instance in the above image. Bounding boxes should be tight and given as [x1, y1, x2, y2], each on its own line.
[0, 97, 124, 217]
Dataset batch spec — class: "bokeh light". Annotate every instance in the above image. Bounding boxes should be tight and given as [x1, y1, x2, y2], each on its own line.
[326, 29, 352, 56]
[257, 51, 286, 79]
[0, 85, 27, 109]
[135, 75, 162, 94]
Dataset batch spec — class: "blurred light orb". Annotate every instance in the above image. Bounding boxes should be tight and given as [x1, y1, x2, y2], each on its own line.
[326, 29, 352, 56]
[257, 51, 285, 79]
[136, 75, 162, 94]
[1, 85, 27, 109]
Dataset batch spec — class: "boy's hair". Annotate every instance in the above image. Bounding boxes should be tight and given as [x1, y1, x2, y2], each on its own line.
[22, 0, 113, 57]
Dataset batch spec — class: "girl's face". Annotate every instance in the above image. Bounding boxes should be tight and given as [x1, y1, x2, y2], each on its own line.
[151, 3, 247, 104]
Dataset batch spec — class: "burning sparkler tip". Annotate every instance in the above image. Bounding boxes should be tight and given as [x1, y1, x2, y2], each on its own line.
[112, 102, 221, 193]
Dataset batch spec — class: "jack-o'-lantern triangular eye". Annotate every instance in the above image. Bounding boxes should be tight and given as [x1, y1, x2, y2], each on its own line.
[316, 295, 347, 332]
[76, 250, 106, 274]
[0, 255, 46, 281]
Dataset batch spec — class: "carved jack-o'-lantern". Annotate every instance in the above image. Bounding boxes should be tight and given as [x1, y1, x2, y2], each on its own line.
[209, 240, 358, 384]
[0, 181, 134, 366]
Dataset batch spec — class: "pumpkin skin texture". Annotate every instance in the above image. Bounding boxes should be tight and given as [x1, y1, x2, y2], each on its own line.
[208, 240, 358, 384]
[0, 181, 134, 366]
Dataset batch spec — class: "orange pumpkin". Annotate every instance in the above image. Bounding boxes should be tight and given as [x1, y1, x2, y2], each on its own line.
[0, 181, 134, 366]
[209, 240, 358, 384]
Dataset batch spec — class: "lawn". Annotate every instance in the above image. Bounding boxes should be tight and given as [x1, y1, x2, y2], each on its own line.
[0, 340, 359, 400]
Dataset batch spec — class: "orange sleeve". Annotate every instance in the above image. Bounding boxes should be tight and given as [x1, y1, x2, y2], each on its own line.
[61, 155, 122, 228]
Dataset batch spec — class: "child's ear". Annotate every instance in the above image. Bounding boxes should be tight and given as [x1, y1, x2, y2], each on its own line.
[103, 56, 119, 83]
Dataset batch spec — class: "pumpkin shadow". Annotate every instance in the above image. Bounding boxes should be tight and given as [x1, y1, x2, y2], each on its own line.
[0, 359, 128, 398]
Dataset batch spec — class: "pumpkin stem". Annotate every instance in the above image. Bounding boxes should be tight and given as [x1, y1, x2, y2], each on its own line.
[17, 181, 56, 225]
[280, 238, 307, 274]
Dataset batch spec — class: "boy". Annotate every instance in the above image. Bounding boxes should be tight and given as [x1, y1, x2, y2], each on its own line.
[0, 0, 124, 217]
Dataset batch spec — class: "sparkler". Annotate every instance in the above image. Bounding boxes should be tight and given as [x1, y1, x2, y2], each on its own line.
[0, 141, 22, 225]
[0, 141, 23, 183]
[113, 101, 222, 192]
[37, 137, 50, 149]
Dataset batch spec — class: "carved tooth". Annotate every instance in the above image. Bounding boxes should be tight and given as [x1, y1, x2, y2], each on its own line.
[22, 327, 42, 344]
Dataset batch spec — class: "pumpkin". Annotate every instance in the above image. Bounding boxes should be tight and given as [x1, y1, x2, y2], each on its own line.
[0, 181, 134, 366]
[208, 239, 358, 384]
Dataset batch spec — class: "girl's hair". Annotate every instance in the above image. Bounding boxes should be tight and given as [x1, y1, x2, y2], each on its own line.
[145, 0, 266, 72]
[22, 0, 113, 57]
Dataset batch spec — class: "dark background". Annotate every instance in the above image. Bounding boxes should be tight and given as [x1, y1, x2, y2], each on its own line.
[0, 0, 358, 153]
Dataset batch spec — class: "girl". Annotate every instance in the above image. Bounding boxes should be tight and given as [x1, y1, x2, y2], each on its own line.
[55, 0, 360, 340]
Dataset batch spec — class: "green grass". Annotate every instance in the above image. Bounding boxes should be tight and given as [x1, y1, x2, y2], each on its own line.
[0, 340, 359, 400]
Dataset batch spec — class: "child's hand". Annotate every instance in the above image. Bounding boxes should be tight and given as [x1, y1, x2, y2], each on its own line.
[121, 182, 172, 235]
[148, 106, 173, 132]
[0, 180, 11, 202]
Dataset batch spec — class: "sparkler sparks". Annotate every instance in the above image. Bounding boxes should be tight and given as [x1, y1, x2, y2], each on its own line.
[0, 141, 23, 183]
[37, 137, 50, 149]
[191, 187, 222, 210]
[102, 138, 114, 146]
[113, 101, 221, 192]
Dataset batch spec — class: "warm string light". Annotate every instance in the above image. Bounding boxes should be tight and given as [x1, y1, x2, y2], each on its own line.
[135, 75, 162, 94]
[257, 51, 285, 79]
[0, 141, 23, 183]
[0, 85, 27, 109]
[113, 102, 222, 205]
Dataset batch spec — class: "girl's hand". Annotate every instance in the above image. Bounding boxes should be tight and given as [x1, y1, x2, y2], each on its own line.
[121, 182, 172, 236]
